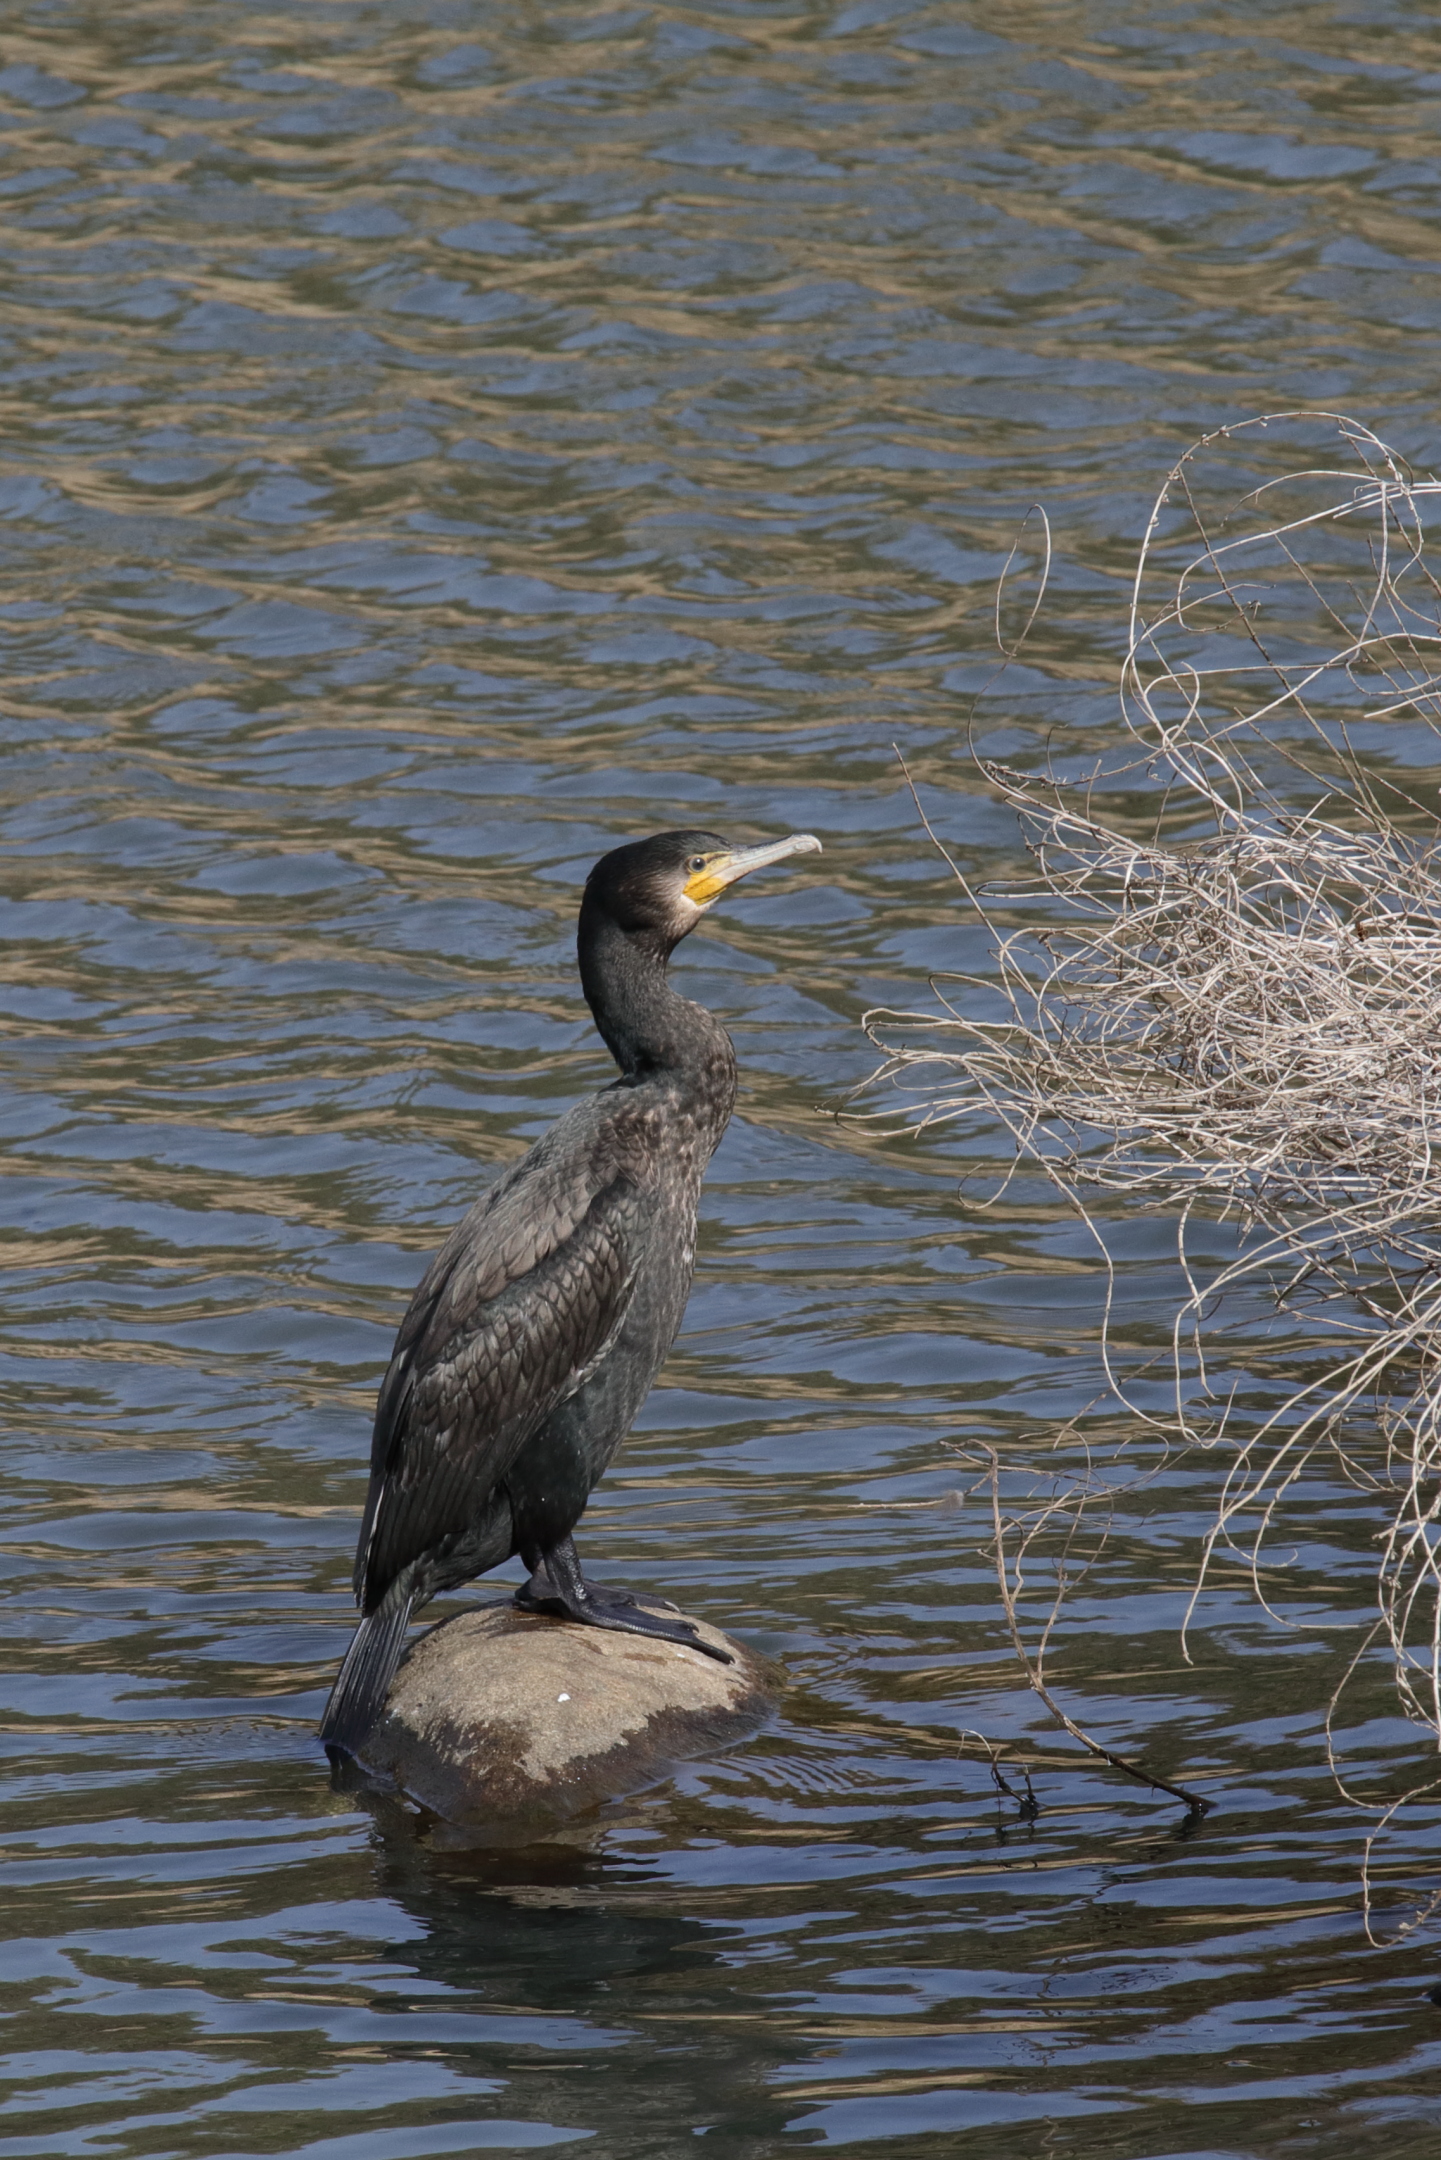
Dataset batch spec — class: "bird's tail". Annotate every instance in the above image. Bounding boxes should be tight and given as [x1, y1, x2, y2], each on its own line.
[318, 1595, 414, 1758]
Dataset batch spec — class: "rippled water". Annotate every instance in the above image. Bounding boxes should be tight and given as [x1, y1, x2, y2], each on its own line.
[6, 4, 1441, 2154]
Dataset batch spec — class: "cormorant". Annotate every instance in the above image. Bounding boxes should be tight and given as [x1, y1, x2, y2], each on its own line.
[319, 827, 821, 1756]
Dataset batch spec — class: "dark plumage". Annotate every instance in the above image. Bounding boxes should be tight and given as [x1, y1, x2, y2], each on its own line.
[319, 826, 821, 1756]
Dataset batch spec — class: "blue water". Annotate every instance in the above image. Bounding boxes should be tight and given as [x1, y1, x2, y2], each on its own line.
[5, 4, 1441, 2154]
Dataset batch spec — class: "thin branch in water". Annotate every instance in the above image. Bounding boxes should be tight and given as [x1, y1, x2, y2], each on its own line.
[958, 1729, 1039, 1819]
[981, 1448, 1209, 1816]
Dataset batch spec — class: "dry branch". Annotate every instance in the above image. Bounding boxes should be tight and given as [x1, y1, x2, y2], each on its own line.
[869, 412, 1441, 1767]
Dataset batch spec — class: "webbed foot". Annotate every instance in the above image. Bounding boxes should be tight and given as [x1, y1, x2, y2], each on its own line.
[514, 1535, 734, 1666]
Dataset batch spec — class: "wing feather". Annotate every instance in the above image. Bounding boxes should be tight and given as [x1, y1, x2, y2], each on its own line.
[354, 1112, 657, 1607]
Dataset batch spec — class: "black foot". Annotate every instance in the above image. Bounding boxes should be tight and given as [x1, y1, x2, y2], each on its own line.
[514, 1535, 734, 1666]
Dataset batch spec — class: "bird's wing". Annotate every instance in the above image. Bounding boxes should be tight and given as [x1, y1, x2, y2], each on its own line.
[354, 1121, 654, 1607]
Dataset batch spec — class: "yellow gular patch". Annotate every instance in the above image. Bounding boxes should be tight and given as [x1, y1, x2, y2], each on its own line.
[683, 864, 727, 904]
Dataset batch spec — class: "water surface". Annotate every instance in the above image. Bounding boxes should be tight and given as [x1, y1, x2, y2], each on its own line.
[5, 4, 1441, 2155]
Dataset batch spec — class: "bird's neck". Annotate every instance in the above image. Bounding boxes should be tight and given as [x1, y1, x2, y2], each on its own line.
[579, 909, 736, 1095]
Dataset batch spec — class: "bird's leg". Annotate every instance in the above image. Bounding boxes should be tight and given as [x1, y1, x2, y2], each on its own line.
[514, 1534, 734, 1666]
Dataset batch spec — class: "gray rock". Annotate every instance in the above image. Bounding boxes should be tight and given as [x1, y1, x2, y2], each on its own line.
[357, 1600, 775, 1827]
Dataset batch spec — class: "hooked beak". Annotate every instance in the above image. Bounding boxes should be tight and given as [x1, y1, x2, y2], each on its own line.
[683, 832, 822, 906]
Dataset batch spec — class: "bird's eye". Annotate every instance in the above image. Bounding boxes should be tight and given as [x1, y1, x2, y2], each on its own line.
[688, 855, 706, 872]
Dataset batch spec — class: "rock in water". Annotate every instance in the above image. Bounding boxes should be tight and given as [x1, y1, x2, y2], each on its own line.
[356, 1601, 774, 1826]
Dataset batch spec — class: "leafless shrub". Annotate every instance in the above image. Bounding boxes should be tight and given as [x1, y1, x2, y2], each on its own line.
[868, 414, 1441, 1807]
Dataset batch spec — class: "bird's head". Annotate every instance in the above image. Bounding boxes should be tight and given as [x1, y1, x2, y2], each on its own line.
[583, 828, 822, 954]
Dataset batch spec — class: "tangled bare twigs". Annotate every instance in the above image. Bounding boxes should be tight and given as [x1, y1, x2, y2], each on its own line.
[868, 413, 1441, 1804]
